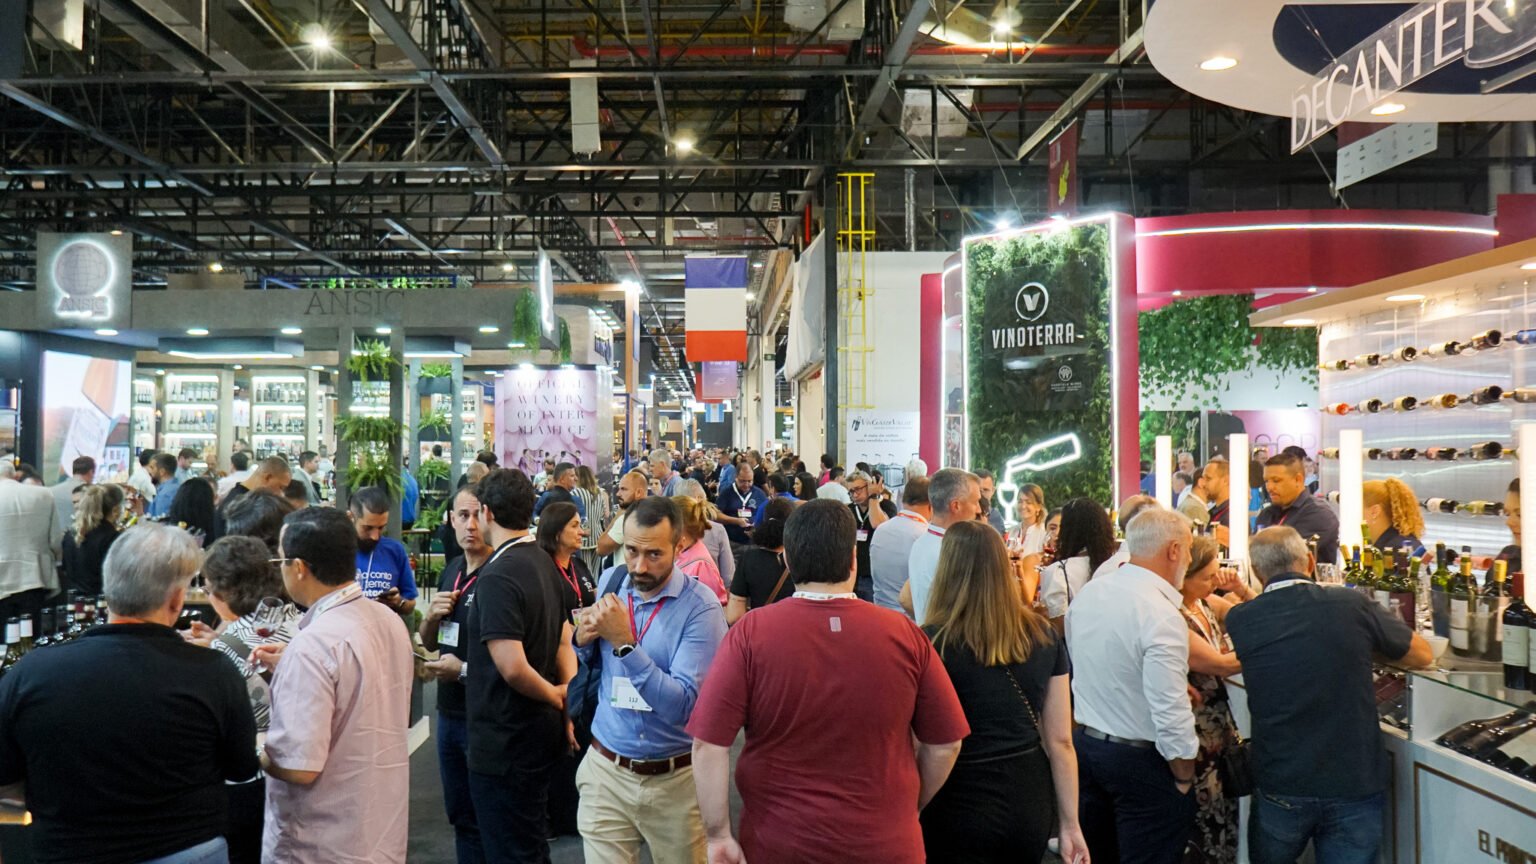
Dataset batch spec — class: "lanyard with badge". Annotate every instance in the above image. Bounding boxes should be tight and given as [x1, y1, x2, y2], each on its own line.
[854, 506, 872, 543]
[609, 588, 669, 713]
[732, 485, 754, 521]
[441, 536, 532, 648]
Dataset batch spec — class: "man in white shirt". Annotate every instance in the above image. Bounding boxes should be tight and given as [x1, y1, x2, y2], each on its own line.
[900, 468, 980, 622]
[869, 477, 931, 613]
[1177, 472, 1211, 529]
[0, 461, 60, 622]
[1065, 507, 1199, 864]
[814, 467, 851, 505]
[1091, 494, 1161, 581]
[217, 452, 254, 501]
[127, 451, 158, 505]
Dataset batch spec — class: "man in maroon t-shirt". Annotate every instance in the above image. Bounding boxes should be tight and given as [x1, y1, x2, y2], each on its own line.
[688, 499, 969, 864]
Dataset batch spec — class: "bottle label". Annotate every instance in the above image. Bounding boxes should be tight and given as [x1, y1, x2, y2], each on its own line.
[1506, 625, 1530, 668]
[1452, 599, 1471, 649]
[1375, 589, 1392, 610]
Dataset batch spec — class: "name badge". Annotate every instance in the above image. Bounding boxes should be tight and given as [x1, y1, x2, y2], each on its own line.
[437, 621, 460, 648]
[610, 676, 653, 712]
[738, 508, 753, 519]
[856, 529, 870, 542]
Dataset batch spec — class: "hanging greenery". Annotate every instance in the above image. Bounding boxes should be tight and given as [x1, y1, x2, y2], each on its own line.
[1138, 293, 1317, 408]
[346, 338, 398, 384]
[1138, 410, 1202, 464]
[558, 317, 572, 364]
[416, 457, 451, 487]
[418, 409, 451, 435]
[420, 362, 453, 379]
[511, 289, 541, 347]
[346, 452, 403, 500]
[337, 415, 405, 445]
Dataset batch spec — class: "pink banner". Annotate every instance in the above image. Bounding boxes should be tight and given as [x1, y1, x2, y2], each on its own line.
[697, 361, 738, 402]
[495, 368, 599, 469]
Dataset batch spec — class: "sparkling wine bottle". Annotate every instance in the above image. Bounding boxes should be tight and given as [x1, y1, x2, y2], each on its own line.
[1321, 359, 1352, 371]
[1320, 448, 1339, 459]
[1468, 329, 1503, 350]
[1325, 402, 1353, 416]
[1356, 398, 1384, 414]
[1463, 501, 1506, 517]
[1391, 395, 1418, 412]
[1513, 329, 1536, 346]
[1506, 388, 1536, 404]
[1425, 393, 1460, 409]
[1355, 353, 1383, 367]
[1469, 441, 1507, 460]
[1424, 340, 1464, 358]
[1466, 385, 1505, 405]
[1423, 447, 1459, 461]
[1384, 448, 1418, 461]
[1365, 448, 1384, 460]
[1390, 345, 1418, 362]
[1423, 498, 1460, 513]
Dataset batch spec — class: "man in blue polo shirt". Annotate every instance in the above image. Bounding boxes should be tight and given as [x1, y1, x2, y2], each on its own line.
[1252, 452, 1339, 565]
[574, 496, 726, 862]
[350, 486, 419, 615]
[717, 464, 767, 546]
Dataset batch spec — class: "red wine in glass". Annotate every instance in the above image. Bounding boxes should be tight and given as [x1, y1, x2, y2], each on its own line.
[254, 626, 275, 638]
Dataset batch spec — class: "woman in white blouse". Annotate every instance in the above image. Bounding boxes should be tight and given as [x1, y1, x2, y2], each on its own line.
[1035, 498, 1116, 630]
[1007, 484, 1048, 557]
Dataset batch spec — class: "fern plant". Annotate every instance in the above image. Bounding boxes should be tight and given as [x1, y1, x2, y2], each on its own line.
[346, 453, 402, 500]
[511, 289, 541, 347]
[417, 457, 451, 487]
[420, 362, 453, 379]
[418, 410, 451, 435]
[347, 338, 398, 383]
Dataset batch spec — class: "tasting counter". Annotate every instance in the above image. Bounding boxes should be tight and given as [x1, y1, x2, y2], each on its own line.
[1226, 658, 1536, 863]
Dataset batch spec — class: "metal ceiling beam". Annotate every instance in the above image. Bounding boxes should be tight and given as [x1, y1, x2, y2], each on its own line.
[1015, 27, 1144, 161]
[844, 0, 932, 161]
[360, 0, 504, 167]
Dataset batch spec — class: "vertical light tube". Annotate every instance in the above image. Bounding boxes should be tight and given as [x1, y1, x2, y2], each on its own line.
[1338, 428, 1365, 554]
[1228, 433, 1249, 567]
[1155, 435, 1173, 509]
[1521, 424, 1536, 569]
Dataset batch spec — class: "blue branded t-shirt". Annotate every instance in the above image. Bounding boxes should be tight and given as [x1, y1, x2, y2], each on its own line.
[355, 537, 419, 600]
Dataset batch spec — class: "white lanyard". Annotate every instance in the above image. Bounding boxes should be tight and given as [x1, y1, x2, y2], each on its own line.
[1263, 577, 1310, 594]
[487, 534, 536, 567]
[310, 582, 362, 619]
[792, 591, 858, 601]
[364, 548, 376, 575]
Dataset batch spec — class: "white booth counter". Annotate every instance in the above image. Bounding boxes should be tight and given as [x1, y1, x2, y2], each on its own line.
[1226, 663, 1536, 863]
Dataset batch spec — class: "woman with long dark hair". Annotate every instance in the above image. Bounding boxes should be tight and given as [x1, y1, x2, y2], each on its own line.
[921, 520, 1088, 864]
[535, 500, 596, 838]
[165, 475, 218, 544]
[1037, 497, 1115, 627]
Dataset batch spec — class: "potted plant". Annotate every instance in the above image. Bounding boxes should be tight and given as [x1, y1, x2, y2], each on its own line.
[417, 362, 453, 396]
[347, 338, 397, 384]
[337, 414, 404, 500]
[418, 409, 451, 442]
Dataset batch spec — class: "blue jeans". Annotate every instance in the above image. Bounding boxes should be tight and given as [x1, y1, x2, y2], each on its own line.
[438, 713, 485, 864]
[1249, 789, 1385, 864]
[140, 838, 228, 864]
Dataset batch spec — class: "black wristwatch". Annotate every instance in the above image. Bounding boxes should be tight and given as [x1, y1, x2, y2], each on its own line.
[612, 643, 636, 658]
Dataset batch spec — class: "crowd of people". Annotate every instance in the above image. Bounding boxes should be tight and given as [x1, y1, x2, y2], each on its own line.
[0, 439, 1475, 864]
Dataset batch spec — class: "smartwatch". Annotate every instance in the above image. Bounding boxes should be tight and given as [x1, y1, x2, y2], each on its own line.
[613, 644, 637, 659]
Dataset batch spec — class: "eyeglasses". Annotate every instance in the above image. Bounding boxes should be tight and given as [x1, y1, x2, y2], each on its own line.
[268, 557, 298, 568]
[849, 485, 869, 494]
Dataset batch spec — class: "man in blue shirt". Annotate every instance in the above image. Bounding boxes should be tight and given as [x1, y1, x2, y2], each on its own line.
[147, 452, 183, 519]
[400, 462, 420, 529]
[350, 486, 419, 615]
[752, 473, 797, 527]
[533, 463, 587, 521]
[717, 464, 767, 546]
[575, 496, 727, 862]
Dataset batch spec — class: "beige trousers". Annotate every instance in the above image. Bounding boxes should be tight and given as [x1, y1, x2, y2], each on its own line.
[575, 746, 707, 864]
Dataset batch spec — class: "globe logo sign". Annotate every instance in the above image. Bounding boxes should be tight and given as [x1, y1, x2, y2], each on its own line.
[52, 239, 113, 319]
[1058, 364, 1073, 382]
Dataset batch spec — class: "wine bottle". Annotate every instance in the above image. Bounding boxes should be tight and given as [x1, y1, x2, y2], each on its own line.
[1469, 441, 1506, 460]
[1356, 398, 1384, 414]
[17, 614, 32, 654]
[1424, 340, 1464, 357]
[1430, 543, 1453, 639]
[1392, 395, 1418, 412]
[1423, 447, 1459, 461]
[1355, 353, 1383, 367]
[1365, 448, 1384, 460]
[1390, 345, 1418, 362]
[1423, 498, 1460, 513]
[1425, 393, 1460, 409]
[1322, 359, 1352, 371]
[1461, 714, 1536, 758]
[1320, 448, 1340, 459]
[1463, 501, 1506, 517]
[1436, 702, 1536, 748]
[1506, 571, 1531, 691]
[1469, 329, 1504, 350]
[1467, 385, 1505, 405]
[1452, 552, 1475, 656]
[1506, 388, 1536, 404]
[1373, 550, 1394, 611]
[1325, 402, 1353, 416]
[32, 608, 55, 650]
[1, 618, 21, 672]
[1384, 447, 1419, 461]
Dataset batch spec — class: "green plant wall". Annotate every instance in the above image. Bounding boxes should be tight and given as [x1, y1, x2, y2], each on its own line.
[1138, 294, 1317, 408]
[965, 224, 1114, 509]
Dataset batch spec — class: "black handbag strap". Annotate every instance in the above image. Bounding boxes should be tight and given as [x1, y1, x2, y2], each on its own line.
[1001, 665, 1043, 735]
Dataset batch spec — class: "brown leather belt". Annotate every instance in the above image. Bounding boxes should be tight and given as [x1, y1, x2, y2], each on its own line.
[592, 738, 692, 776]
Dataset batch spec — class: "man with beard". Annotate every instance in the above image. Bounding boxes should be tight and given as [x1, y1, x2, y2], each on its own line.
[351, 486, 419, 616]
[596, 471, 648, 560]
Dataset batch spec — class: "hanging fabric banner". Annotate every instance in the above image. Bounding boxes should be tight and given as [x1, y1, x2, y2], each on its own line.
[685, 256, 749, 361]
[697, 360, 739, 401]
[1046, 121, 1079, 216]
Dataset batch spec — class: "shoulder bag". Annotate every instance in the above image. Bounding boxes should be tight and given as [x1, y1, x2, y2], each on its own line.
[568, 564, 629, 726]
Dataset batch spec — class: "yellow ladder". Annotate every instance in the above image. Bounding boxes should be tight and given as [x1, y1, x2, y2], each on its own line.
[836, 172, 875, 457]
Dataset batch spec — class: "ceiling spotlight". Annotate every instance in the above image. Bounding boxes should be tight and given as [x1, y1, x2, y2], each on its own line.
[155, 369, 165, 376]
[375, 326, 392, 335]
[1371, 101, 1406, 116]
[508, 341, 527, 348]
[233, 364, 243, 370]
[109, 229, 123, 236]
[186, 327, 209, 336]
[280, 326, 303, 335]
[518, 362, 535, 371]
[501, 262, 515, 273]
[1171, 290, 1183, 297]
[1306, 287, 1318, 293]
[479, 325, 500, 333]
[1386, 293, 1425, 302]
[95, 328, 118, 336]
[301, 23, 332, 50]
[1199, 56, 1238, 71]
[674, 136, 696, 155]
[991, 21, 1013, 37]
[208, 261, 224, 273]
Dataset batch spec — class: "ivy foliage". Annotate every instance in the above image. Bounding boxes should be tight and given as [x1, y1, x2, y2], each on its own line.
[511, 289, 541, 347]
[1138, 294, 1317, 408]
[558, 318, 573, 364]
[1138, 410, 1201, 465]
[966, 224, 1113, 508]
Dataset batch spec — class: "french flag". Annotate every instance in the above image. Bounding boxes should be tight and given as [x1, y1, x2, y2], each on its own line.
[685, 256, 748, 362]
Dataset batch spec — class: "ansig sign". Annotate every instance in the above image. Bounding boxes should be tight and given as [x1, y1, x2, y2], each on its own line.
[1290, 0, 1536, 152]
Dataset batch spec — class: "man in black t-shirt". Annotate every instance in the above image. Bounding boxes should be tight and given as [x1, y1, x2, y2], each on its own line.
[1227, 527, 1431, 864]
[421, 486, 494, 863]
[848, 470, 897, 602]
[464, 469, 577, 864]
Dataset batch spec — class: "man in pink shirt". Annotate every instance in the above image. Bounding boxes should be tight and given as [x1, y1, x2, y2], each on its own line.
[260, 507, 415, 863]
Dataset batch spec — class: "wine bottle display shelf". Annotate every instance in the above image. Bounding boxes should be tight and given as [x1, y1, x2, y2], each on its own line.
[1319, 328, 1519, 372]
[1320, 444, 1516, 462]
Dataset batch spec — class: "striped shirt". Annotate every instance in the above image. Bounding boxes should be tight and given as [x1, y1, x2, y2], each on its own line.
[210, 605, 301, 732]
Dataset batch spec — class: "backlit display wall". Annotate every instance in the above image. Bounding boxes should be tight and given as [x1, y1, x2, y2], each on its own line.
[41, 350, 131, 483]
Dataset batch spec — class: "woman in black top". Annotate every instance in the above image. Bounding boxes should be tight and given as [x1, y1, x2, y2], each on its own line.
[166, 476, 219, 545]
[920, 520, 1088, 864]
[63, 484, 123, 595]
[535, 500, 596, 837]
[727, 497, 796, 625]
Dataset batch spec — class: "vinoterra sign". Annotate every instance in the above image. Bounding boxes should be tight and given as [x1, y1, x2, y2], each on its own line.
[1290, 0, 1536, 152]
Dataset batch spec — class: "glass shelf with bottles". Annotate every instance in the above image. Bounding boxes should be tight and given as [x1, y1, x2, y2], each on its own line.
[1422, 673, 1536, 784]
[163, 373, 220, 435]
[254, 436, 306, 459]
[1318, 328, 1513, 373]
[252, 376, 308, 406]
[132, 379, 156, 406]
[352, 381, 390, 413]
